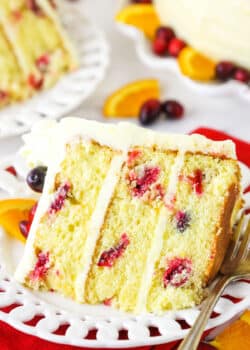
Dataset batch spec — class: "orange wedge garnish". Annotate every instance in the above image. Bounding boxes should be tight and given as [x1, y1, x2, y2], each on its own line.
[0, 198, 36, 243]
[116, 4, 160, 40]
[178, 47, 216, 81]
[103, 79, 160, 118]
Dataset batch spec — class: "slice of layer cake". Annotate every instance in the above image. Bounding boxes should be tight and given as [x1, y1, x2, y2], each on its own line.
[0, 0, 78, 96]
[15, 118, 242, 314]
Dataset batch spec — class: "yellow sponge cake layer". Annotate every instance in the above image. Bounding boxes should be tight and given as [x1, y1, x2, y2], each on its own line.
[15, 119, 242, 314]
[24, 140, 118, 299]
[0, 0, 77, 93]
[147, 154, 240, 312]
[85, 148, 176, 311]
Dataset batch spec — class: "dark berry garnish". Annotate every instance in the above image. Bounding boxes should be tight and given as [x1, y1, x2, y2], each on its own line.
[233, 67, 250, 83]
[26, 166, 47, 193]
[128, 166, 160, 198]
[28, 74, 44, 90]
[139, 99, 161, 125]
[49, 182, 71, 215]
[98, 233, 130, 267]
[162, 100, 184, 119]
[168, 38, 186, 57]
[29, 251, 50, 281]
[5, 166, 17, 176]
[155, 26, 175, 42]
[152, 37, 169, 56]
[175, 211, 191, 233]
[215, 61, 235, 81]
[163, 257, 192, 287]
[19, 220, 31, 238]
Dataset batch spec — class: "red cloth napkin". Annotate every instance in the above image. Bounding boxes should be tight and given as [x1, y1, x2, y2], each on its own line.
[0, 127, 249, 350]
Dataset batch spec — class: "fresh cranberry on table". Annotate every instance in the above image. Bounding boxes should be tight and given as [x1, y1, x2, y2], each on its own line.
[152, 37, 169, 56]
[168, 38, 186, 57]
[155, 26, 175, 43]
[215, 61, 236, 81]
[5, 166, 17, 176]
[139, 99, 161, 125]
[162, 100, 184, 119]
[233, 67, 250, 83]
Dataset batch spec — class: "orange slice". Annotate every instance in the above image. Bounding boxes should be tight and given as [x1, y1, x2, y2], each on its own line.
[103, 79, 160, 118]
[116, 4, 160, 40]
[0, 198, 36, 243]
[178, 47, 216, 81]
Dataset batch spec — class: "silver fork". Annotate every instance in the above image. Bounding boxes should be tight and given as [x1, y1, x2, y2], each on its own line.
[178, 214, 250, 350]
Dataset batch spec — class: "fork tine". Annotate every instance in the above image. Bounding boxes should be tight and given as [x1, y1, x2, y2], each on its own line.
[234, 217, 250, 265]
[241, 218, 250, 262]
[226, 213, 245, 261]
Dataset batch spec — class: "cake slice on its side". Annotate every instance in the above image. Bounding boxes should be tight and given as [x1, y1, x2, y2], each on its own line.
[0, 0, 78, 94]
[15, 118, 242, 314]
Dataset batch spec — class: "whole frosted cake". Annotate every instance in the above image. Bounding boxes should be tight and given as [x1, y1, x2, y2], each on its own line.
[0, 0, 78, 107]
[154, 0, 250, 70]
[15, 118, 241, 314]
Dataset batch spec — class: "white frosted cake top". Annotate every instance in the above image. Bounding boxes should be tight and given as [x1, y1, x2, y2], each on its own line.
[22, 117, 236, 167]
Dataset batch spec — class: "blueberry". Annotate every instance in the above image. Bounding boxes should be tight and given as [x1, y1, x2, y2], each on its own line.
[26, 166, 47, 193]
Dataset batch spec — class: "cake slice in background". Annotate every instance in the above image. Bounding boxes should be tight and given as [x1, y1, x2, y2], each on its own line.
[0, 25, 29, 107]
[15, 118, 242, 314]
[0, 0, 78, 97]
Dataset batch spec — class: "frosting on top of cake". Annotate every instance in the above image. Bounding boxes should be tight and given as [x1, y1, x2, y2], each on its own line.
[154, 0, 250, 69]
[22, 117, 236, 167]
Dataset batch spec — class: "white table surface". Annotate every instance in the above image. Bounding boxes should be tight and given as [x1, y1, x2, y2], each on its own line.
[0, 0, 249, 158]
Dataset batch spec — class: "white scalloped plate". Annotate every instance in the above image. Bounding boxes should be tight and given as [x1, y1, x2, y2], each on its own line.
[0, 153, 249, 348]
[0, 2, 109, 139]
[116, 0, 250, 103]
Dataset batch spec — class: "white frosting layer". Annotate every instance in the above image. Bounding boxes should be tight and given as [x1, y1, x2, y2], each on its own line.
[22, 117, 236, 168]
[154, 0, 250, 69]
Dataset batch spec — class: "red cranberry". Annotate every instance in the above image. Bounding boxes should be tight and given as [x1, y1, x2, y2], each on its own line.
[127, 149, 142, 166]
[49, 182, 71, 215]
[36, 54, 50, 73]
[29, 252, 50, 281]
[215, 61, 236, 81]
[129, 166, 160, 198]
[155, 26, 175, 43]
[0, 90, 8, 101]
[139, 99, 161, 125]
[28, 74, 44, 90]
[98, 233, 130, 267]
[5, 166, 17, 176]
[19, 220, 31, 238]
[162, 100, 184, 119]
[233, 67, 250, 83]
[163, 257, 192, 287]
[179, 169, 203, 195]
[168, 38, 186, 57]
[152, 37, 169, 56]
[175, 211, 191, 233]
